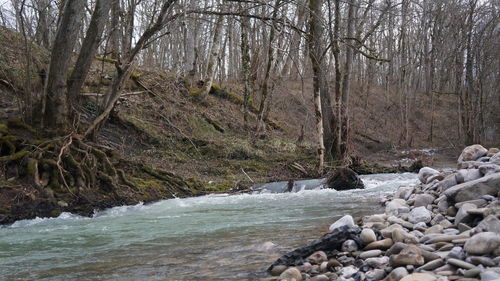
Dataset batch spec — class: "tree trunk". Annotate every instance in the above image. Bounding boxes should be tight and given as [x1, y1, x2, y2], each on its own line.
[199, 14, 223, 99]
[240, 5, 252, 130]
[43, 0, 85, 131]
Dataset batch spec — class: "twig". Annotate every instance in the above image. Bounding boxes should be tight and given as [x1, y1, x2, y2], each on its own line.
[56, 133, 75, 196]
[241, 168, 254, 183]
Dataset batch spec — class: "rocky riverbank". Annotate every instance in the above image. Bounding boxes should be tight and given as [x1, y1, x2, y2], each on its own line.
[267, 144, 500, 281]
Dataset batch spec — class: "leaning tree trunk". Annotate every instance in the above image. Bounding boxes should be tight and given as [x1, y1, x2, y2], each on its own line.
[199, 14, 223, 99]
[240, 5, 252, 130]
[42, 0, 85, 131]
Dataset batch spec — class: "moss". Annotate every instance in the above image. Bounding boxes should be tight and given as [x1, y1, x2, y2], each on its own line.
[0, 123, 7, 135]
[7, 118, 36, 134]
[25, 158, 38, 176]
[50, 209, 62, 217]
[0, 150, 29, 162]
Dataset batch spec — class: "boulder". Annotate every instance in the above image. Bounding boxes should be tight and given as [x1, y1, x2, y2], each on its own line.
[458, 144, 488, 163]
[437, 174, 458, 191]
[408, 206, 432, 224]
[442, 173, 500, 203]
[382, 267, 408, 281]
[386, 200, 410, 216]
[395, 186, 414, 200]
[418, 167, 439, 184]
[478, 164, 500, 176]
[464, 232, 500, 255]
[329, 215, 355, 232]
[475, 215, 500, 233]
[326, 167, 364, 190]
[389, 245, 424, 266]
[490, 152, 500, 164]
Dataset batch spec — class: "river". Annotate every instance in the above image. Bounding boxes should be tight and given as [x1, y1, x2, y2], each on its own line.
[0, 173, 418, 281]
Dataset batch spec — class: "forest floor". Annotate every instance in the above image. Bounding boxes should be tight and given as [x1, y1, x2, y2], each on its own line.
[0, 26, 460, 224]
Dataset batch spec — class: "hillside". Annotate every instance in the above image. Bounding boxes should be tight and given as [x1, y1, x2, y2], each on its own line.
[0, 26, 464, 224]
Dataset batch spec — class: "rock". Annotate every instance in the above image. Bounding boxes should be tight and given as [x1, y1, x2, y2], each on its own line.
[413, 222, 427, 230]
[480, 270, 500, 281]
[425, 225, 443, 235]
[455, 169, 482, 184]
[392, 228, 418, 244]
[447, 258, 475, 270]
[366, 256, 390, 268]
[326, 167, 364, 190]
[455, 199, 487, 209]
[329, 215, 355, 232]
[463, 267, 482, 278]
[475, 215, 500, 233]
[360, 249, 383, 259]
[458, 144, 488, 163]
[427, 174, 444, 183]
[366, 269, 386, 281]
[341, 239, 358, 252]
[382, 267, 408, 281]
[447, 206, 457, 216]
[490, 152, 500, 164]
[438, 174, 458, 191]
[327, 258, 342, 268]
[298, 262, 312, 272]
[458, 223, 472, 233]
[340, 265, 358, 278]
[467, 256, 495, 267]
[311, 274, 329, 281]
[365, 238, 394, 250]
[488, 147, 500, 155]
[279, 267, 303, 281]
[416, 259, 444, 271]
[395, 186, 414, 200]
[455, 203, 476, 225]
[360, 228, 377, 244]
[418, 167, 440, 184]
[399, 273, 436, 281]
[437, 199, 449, 215]
[387, 216, 414, 229]
[364, 214, 387, 223]
[408, 206, 432, 224]
[447, 246, 465, 260]
[442, 173, 500, 203]
[464, 232, 500, 255]
[413, 194, 436, 208]
[271, 265, 288, 276]
[308, 251, 328, 264]
[381, 224, 404, 238]
[386, 200, 410, 216]
[478, 164, 500, 176]
[389, 245, 424, 266]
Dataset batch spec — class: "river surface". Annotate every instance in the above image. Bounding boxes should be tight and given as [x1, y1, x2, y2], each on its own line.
[0, 173, 418, 281]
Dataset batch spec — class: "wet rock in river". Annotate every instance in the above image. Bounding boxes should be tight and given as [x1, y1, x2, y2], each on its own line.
[418, 167, 440, 184]
[326, 167, 365, 190]
[329, 215, 355, 232]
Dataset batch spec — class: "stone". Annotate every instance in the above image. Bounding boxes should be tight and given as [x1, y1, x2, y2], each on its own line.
[427, 174, 445, 183]
[447, 206, 458, 216]
[387, 216, 414, 229]
[408, 206, 432, 224]
[488, 147, 500, 155]
[364, 214, 387, 223]
[366, 256, 390, 268]
[458, 223, 472, 233]
[400, 273, 437, 281]
[271, 265, 288, 276]
[458, 144, 488, 163]
[490, 152, 500, 164]
[425, 225, 443, 235]
[360, 249, 383, 259]
[361, 228, 377, 244]
[463, 267, 482, 278]
[366, 269, 386, 281]
[447, 247, 465, 260]
[464, 232, 500, 255]
[392, 228, 418, 244]
[437, 199, 449, 215]
[342, 239, 358, 252]
[439, 219, 453, 229]
[395, 186, 415, 200]
[308, 251, 328, 264]
[386, 200, 410, 216]
[416, 259, 444, 271]
[455, 199, 487, 209]
[467, 256, 495, 267]
[418, 167, 440, 184]
[311, 274, 329, 281]
[447, 258, 475, 270]
[480, 270, 500, 281]
[455, 203, 476, 225]
[389, 245, 424, 266]
[413, 194, 436, 207]
[298, 262, 312, 272]
[382, 267, 408, 281]
[475, 215, 500, 233]
[279, 267, 303, 281]
[455, 169, 482, 184]
[327, 258, 342, 268]
[381, 224, 404, 238]
[442, 173, 500, 203]
[365, 238, 394, 250]
[479, 164, 500, 176]
[326, 167, 364, 190]
[340, 265, 358, 278]
[413, 222, 427, 230]
[439, 174, 458, 191]
[329, 215, 355, 232]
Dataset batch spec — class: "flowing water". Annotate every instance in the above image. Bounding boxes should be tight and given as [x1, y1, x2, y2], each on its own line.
[0, 173, 418, 281]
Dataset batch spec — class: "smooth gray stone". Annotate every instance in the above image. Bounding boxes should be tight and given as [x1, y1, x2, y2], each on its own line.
[447, 258, 476, 269]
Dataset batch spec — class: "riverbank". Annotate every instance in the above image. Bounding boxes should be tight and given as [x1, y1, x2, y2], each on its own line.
[267, 144, 500, 281]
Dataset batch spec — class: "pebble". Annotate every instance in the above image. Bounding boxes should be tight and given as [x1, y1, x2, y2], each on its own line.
[383, 267, 408, 281]
[279, 267, 302, 281]
[447, 258, 476, 269]
[341, 239, 358, 252]
[400, 273, 437, 281]
[416, 258, 444, 271]
[359, 249, 383, 259]
[308, 251, 328, 264]
[271, 265, 288, 276]
[310, 274, 329, 281]
[408, 206, 432, 224]
[360, 228, 377, 244]
[464, 232, 500, 255]
[364, 238, 393, 250]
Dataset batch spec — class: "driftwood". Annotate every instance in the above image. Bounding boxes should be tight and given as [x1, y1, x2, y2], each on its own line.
[268, 226, 362, 272]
